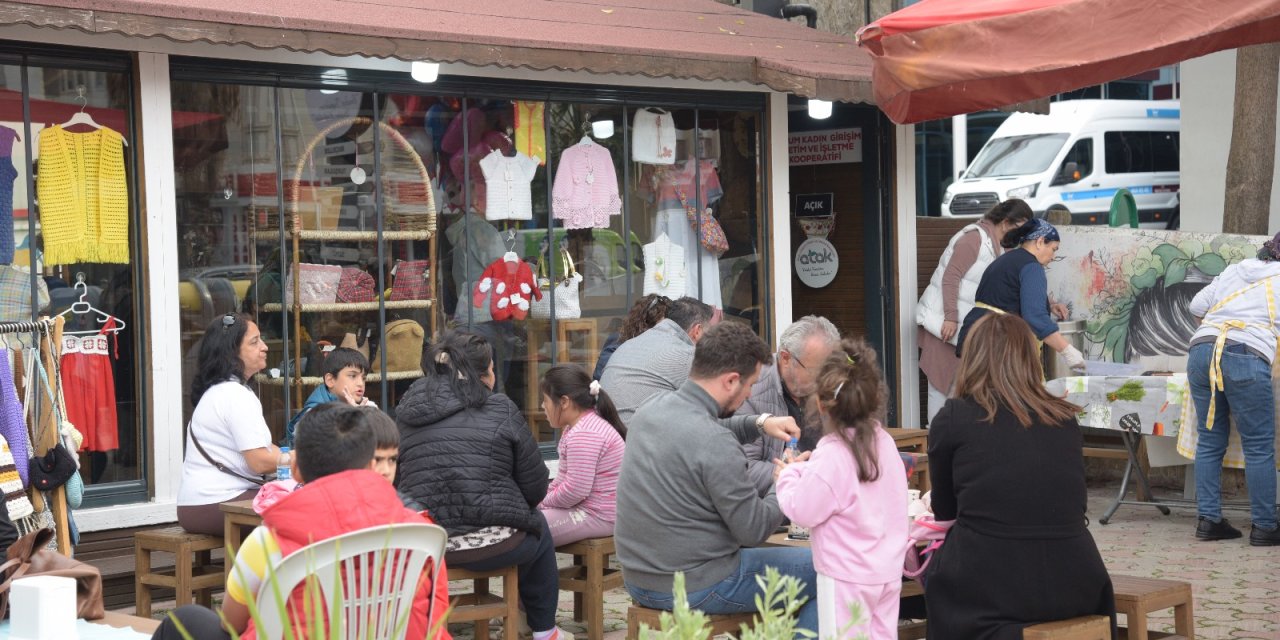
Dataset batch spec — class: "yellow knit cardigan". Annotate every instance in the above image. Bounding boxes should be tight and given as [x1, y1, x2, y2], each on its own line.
[37, 125, 129, 265]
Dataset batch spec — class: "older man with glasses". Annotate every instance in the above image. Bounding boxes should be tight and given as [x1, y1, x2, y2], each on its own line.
[735, 315, 840, 495]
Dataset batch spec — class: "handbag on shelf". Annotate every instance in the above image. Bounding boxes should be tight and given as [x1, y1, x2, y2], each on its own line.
[642, 232, 687, 298]
[339, 327, 372, 361]
[336, 267, 376, 303]
[285, 263, 343, 305]
[370, 320, 424, 374]
[530, 247, 583, 320]
[0, 527, 104, 620]
[672, 185, 729, 256]
[389, 260, 432, 301]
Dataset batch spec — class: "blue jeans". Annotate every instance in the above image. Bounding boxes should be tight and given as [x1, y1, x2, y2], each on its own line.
[625, 547, 818, 639]
[1188, 342, 1279, 529]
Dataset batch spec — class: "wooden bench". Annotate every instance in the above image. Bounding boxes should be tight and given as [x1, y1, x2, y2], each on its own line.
[1023, 615, 1112, 640]
[626, 605, 754, 640]
[557, 536, 624, 640]
[133, 527, 224, 618]
[447, 564, 520, 640]
[1111, 575, 1194, 640]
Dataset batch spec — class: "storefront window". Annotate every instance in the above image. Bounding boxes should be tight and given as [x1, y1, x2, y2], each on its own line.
[172, 64, 766, 455]
[1, 52, 144, 505]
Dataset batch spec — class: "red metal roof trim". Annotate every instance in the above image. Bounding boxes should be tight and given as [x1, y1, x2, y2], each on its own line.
[0, 0, 875, 102]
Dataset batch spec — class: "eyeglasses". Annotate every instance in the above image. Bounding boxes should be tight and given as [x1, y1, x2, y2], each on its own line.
[787, 351, 817, 371]
[221, 314, 236, 329]
[647, 295, 670, 311]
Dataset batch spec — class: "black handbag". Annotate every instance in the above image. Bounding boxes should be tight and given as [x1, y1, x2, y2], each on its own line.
[28, 444, 77, 491]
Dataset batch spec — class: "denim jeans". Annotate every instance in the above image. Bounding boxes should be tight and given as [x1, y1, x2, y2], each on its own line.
[625, 547, 818, 639]
[1188, 342, 1279, 529]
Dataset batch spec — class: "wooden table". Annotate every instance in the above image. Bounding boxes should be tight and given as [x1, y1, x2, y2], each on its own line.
[220, 499, 263, 580]
[886, 427, 928, 454]
[93, 611, 162, 634]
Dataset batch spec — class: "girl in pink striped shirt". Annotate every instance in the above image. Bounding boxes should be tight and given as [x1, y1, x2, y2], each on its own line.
[538, 365, 628, 545]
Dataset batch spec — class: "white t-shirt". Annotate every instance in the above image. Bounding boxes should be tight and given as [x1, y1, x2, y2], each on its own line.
[479, 150, 539, 221]
[177, 380, 274, 506]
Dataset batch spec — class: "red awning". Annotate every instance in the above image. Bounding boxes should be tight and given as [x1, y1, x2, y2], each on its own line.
[3, 0, 875, 103]
[856, 0, 1280, 124]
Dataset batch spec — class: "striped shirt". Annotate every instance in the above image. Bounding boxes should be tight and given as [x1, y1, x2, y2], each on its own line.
[541, 411, 625, 522]
[599, 319, 694, 425]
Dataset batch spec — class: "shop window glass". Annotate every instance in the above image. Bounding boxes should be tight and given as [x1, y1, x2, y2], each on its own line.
[0, 62, 144, 501]
[173, 68, 766, 458]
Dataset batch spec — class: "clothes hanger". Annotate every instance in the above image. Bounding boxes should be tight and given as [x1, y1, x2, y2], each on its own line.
[57, 273, 127, 335]
[502, 228, 519, 263]
[503, 127, 517, 158]
[59, 86, 127, 146]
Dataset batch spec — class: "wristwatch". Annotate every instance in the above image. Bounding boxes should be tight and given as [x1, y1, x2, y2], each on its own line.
[755, 413, 773, 436]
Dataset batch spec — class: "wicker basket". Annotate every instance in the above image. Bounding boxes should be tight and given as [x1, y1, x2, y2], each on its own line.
[281, 117, 437, 237]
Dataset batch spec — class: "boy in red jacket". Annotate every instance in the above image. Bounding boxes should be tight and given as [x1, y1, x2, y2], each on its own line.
[151, 403, 450, 640]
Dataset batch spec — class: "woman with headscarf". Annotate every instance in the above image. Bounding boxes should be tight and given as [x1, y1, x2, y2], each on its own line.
[1185, 232, 1280, 546]
[917, 200, 1035, 423]
[955, 218, 1084, 375]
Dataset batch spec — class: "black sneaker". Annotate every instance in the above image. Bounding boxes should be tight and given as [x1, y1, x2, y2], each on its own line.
[1195, 516, 1242, 541]
[1249, 524, 1280, 547]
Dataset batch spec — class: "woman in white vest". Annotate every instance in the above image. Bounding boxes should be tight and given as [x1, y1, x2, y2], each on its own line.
[916, 200, 1032, 423]
[1186, 232, 1280, 546]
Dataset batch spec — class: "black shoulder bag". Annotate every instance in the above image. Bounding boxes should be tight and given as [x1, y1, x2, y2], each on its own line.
[186, 421, 272, 486]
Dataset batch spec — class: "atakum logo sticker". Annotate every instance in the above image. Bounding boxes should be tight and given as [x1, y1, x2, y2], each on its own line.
[795, 237, 838, 288]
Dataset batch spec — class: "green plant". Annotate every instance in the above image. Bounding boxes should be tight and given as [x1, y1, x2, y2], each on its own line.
[640, 568, 817, 640]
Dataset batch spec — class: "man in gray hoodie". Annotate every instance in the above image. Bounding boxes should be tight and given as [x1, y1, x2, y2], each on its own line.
[615, 322, 818, 636]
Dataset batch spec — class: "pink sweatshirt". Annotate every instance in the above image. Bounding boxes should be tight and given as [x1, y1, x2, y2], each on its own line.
[777, 425, 909, 585]
[540, 411, 625, 521]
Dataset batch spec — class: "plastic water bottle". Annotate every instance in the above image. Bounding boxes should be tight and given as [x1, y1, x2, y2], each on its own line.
[277, 447, 291, 481]
[784, 438, 799, 462]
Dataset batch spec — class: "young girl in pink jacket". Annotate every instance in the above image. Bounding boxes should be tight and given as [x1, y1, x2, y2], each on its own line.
[776, 337, 908, 639]
[538, 364, 627, 545]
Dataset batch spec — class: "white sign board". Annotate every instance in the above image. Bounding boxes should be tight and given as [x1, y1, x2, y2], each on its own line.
[795, 237, 839, 288]
[788, 128, 863, 166]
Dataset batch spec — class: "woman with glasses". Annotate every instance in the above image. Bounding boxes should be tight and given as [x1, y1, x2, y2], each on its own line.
[955, 218, 1085, 376]
[177, 313, 286, 535]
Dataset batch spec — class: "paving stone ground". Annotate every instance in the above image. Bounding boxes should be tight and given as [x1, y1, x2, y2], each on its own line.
[446, 486, 1280, 640]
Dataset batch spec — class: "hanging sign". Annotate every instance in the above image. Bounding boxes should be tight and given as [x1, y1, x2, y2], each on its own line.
[794, 193, 834, 218]
[788, 128, 863, 166]
[795, 237, 839, 288]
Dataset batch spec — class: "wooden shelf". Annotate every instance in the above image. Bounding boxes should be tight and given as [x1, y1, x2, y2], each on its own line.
[254, 369, 425, 386]
[260, 300, 432, 313]
[252, 230, 432, 241]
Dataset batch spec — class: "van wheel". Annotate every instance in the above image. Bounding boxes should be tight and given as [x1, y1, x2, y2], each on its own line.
[1045, 205, 1072, 226]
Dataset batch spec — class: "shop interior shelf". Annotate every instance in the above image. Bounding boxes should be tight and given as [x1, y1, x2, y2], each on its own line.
[254, 369, 425, 386]
[251, 230, 432, 241]
[260, 300, 432, 313]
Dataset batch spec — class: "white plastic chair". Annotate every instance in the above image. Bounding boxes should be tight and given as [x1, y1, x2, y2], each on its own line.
[253, 522, 447, 640]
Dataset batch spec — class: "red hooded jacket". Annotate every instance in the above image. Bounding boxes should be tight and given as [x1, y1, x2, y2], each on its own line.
[246, 469, 451, 640]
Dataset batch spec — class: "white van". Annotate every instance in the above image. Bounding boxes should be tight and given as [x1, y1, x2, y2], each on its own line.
[941, 100, 1180, 227]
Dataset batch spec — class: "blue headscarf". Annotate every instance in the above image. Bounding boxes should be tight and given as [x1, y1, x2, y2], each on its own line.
[1023, 218, 1060, 244]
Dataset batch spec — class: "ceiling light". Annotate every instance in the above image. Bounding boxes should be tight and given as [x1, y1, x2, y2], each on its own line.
[808, 99, 833, 120]
[591, 120, 615, 139]
[411, 61, 440, 83]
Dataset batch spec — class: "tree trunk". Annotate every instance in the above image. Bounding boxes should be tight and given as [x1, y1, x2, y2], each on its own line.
[1223, 43, 1280, 235]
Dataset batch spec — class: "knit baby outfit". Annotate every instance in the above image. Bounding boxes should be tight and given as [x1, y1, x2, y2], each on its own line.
[37, 125, 130, 265]
[479, 150, 540, 221]
[473, 257, 541, 321]
[552, 140, 621, 229]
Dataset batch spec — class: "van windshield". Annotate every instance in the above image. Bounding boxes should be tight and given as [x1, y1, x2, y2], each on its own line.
[965, 133, 1069, 178]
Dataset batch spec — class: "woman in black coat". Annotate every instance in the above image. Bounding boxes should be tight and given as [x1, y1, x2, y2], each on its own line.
[925, 313, 1115, 639]
[395, 330, 568, 639]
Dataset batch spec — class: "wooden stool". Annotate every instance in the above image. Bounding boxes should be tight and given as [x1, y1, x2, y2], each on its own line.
[1111, 575, 1195, 640]
[1023, 615, 1112, 640]
[447, 565, 520, 640]
[626, 605, 754, 640]
[557, 537, 624, 640]
[134, 527, 224, 618]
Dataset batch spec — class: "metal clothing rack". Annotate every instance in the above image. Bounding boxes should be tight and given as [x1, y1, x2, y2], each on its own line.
[0, 316, 72, 554]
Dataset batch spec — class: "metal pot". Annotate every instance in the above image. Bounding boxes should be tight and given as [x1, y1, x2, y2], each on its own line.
[1043, 319, 1087, 380]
